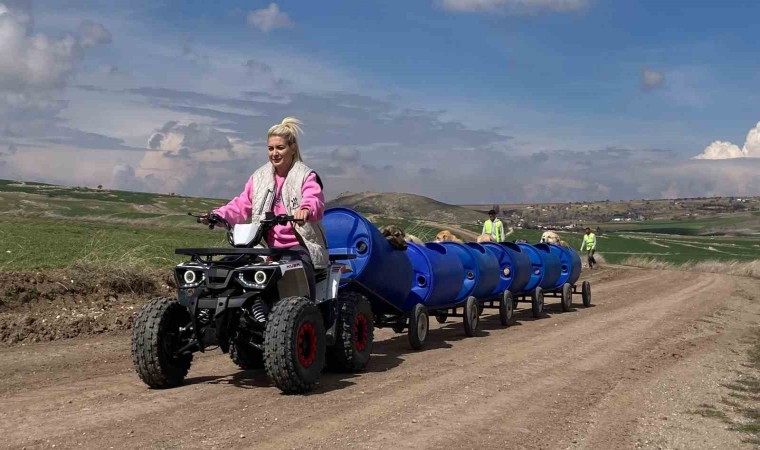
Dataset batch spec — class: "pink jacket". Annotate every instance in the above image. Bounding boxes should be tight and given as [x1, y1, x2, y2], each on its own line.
[214, 171, 325, 248]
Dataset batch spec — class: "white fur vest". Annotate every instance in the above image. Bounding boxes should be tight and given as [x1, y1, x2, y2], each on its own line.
[250, 161, 329, 268]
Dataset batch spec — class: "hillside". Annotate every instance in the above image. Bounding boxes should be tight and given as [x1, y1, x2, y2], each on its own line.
[327, 192, 484, 225]
[0, 179, 225, 227]
[462, 196, 760, 236]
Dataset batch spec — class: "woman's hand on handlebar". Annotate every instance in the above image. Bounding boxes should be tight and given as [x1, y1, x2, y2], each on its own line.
[293, 207, 310, 225]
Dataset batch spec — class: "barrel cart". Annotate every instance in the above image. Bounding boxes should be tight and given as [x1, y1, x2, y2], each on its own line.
[539, 243, 592, 310]
[323, 208, 487, 350]
[472, 242, 532, 325]
[512, 243, 591, 316]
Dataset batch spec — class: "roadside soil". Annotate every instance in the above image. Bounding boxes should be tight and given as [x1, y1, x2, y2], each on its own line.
[0, 266, 759, 449]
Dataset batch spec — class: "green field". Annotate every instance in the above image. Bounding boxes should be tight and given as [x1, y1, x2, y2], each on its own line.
[0, 179, 758, 271]
[506, 229, 760, 264]
[0, 218, 227, 271]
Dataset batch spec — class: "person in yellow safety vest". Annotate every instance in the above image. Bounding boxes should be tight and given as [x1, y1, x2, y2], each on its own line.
[482, 209, 504, 242]
[580, 227, 597, 269]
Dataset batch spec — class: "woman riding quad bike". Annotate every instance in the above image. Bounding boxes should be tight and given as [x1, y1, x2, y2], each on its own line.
[131, 118, 373, 394]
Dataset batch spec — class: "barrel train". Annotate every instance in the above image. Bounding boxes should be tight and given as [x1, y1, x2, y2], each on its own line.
[324, 207, 592, 350]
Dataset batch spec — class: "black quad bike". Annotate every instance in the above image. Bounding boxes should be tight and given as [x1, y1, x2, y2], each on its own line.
[131, 211, 373, 394]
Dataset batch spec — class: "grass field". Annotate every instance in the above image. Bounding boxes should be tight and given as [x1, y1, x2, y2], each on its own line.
[0, 179, 758, 271]
[507, 229, 760, 264]
[0, 218, 226, 271]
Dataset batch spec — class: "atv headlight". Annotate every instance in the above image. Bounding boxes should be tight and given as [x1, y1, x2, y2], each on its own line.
[177, 269, 205, 288]
[183, 270, 197, 285]
[238, 270, 270, 289]
[254, 270, 267, 284]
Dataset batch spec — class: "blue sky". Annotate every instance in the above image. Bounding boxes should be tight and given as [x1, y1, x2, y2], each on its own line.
[0, 0, 758, 203]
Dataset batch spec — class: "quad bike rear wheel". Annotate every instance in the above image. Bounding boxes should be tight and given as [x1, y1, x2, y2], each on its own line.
[131, 297, 193, 388]
[326, 292, 374, 372]
[264, 296, 326, 394]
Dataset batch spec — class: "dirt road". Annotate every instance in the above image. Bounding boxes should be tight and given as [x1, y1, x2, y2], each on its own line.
[1, 267, 758, 449]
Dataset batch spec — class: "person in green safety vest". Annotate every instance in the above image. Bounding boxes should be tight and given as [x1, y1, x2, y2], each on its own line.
[580, 227, 597, 269]
[482, 209, 504, 242]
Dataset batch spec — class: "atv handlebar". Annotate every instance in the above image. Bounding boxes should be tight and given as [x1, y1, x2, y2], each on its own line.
[188, 212, 231, 231]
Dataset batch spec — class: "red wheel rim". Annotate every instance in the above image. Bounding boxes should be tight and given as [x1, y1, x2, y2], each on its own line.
[353, 314, 368, 351]
[296, 322, 317, 368]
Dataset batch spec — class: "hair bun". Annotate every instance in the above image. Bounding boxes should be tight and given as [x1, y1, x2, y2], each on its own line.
[279, 117, 303, 137]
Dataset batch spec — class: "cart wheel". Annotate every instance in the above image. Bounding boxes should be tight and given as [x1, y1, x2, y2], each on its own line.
[408, 304, 428, 350]
[392, 323, 406, 333]
[561, 283, 572, 312]
[464, 296, 479, 337]
[582, 281, 592, 307]
[531, 287, 544, 318]
[500, 290, 514, 326]
[435, 313, 448, 324]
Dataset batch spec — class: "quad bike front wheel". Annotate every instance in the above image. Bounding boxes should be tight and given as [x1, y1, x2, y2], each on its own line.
[264, 296, 326, 394]
[131, 297, 193, 388]
[326, 292, 374, 372]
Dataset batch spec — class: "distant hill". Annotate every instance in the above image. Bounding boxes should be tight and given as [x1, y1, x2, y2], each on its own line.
[327, 192, 485, 225]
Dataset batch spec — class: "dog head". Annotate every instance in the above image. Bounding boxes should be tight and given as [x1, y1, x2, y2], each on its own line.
[476, 234, 492, 243]
[435, 230, 461, 243]
[380, 224, 408, 251]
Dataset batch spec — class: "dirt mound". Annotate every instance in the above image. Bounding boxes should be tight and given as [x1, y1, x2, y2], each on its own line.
[0, 266, 174, 345]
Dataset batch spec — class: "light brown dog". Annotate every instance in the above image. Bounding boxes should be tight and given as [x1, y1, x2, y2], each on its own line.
[540, 230, 562, 245]
[559, 240, 569, 247]
[435, 230, 463, 243]
[476, 234, 493, 243]
[380, 224, 423, 251]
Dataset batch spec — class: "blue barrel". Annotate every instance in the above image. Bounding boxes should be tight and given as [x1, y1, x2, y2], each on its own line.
[406, 242, 464, 309]
[516, 243, 545, 292]
[439, 242, 499, 301]
[464, 243, 500, 299]
[482, 242, 531, 295]
[549, 244, 582, 287]
[323, 208, 413, 312]
[439, 242, 477, 302]
[534, 243, 562, 290]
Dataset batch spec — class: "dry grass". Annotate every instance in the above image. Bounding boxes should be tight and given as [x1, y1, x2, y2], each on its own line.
[621, 256, 760, 279]
[67, 237, 175, 295]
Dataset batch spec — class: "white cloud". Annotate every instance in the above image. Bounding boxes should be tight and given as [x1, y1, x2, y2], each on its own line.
[0, 3, 112, 140]
[438, 0, 587, 13]
[693, 141, 745, 160]
[246, 3, 294, 32]
[742, 121, 760, 157]
[641, 67, 665, 91]
[692, 121, 760, 160]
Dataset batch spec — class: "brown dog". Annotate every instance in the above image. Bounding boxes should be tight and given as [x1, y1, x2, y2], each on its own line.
[380, 225, 423, 251]
[540, 231, 562, 245]
[476, 234, 493, 243]
[434, 230, 463, 243]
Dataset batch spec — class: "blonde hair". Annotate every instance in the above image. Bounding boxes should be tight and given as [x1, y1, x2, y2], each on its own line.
[268, 117, 304, 162]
